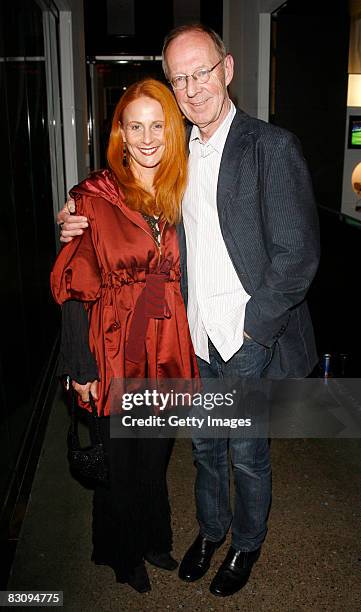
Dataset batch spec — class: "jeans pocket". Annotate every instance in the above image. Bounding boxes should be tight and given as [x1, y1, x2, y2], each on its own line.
[228, 337, 272, 377]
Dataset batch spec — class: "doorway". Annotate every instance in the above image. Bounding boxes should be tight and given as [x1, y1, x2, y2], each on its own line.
[87, 58, 164, 170]
[269, 0, 349, 211]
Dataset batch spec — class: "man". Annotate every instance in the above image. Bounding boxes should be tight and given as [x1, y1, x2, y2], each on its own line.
[58, 24, 320, 597]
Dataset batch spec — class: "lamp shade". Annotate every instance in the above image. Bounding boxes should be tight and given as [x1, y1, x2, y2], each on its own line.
[351, 161, 361, 196]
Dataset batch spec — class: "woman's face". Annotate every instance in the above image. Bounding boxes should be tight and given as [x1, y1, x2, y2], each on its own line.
[120, 96, 165, 180]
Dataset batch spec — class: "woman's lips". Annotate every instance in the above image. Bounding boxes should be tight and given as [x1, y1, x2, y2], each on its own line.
[139, 147, 158, 155]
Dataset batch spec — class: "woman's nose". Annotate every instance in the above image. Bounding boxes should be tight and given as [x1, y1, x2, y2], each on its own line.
[142, 127, 153, 143]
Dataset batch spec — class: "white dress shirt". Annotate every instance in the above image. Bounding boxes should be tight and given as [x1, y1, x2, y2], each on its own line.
[182, 102, 251, 363]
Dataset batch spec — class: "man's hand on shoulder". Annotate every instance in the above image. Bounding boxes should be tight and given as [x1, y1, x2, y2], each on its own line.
[57, 198, 88, 243]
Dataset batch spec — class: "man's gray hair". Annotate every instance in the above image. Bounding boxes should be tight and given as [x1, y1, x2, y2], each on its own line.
[162, 23, 227, 79]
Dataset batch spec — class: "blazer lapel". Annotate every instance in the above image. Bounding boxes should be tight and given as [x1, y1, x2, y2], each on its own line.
[217, 110, 253, 216]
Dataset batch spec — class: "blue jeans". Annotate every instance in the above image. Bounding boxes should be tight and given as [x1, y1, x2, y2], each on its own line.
[193, 338, 272, 552]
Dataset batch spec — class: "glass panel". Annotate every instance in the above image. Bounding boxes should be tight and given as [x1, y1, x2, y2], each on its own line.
[0, 0, 60, 516]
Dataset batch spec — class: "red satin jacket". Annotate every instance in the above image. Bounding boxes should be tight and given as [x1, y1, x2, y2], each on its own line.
[50, 170, 199, 416]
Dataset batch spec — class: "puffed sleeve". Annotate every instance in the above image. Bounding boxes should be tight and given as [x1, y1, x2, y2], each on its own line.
[50, 196, 102, 385]
[50, 218, 102, 304]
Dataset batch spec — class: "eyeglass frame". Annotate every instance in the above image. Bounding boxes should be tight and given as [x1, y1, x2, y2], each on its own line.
[169, 58, 225, 91]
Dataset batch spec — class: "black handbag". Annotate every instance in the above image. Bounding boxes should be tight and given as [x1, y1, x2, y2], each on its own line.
[67, 389, 109, 486]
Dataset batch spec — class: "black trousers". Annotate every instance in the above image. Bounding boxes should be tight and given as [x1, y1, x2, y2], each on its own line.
[91, 417, 173, 575]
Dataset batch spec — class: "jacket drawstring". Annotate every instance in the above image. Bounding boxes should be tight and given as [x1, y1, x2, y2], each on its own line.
[125, 258, 173, 363]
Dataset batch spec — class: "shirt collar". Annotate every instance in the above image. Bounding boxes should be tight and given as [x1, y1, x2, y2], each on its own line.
[189, 101, 236, 154]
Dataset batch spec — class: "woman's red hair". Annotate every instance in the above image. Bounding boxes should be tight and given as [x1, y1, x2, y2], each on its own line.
[107, 79, 187, 225]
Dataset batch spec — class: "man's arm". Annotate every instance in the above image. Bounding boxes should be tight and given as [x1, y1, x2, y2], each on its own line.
[57, 198, 88, 243]
[244, 131, 320, 347]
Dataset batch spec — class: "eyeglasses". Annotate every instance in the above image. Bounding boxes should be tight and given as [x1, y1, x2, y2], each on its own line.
[169, 58, 224, 91]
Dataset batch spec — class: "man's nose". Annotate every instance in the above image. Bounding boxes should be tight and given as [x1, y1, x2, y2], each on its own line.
[185, 75, 202, 97]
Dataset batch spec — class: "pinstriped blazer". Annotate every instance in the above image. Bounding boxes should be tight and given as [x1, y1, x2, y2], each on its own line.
[177, 109, 320, 378]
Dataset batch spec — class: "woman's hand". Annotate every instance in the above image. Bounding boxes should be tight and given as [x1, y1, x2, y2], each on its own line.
[72, 380, 99, 402]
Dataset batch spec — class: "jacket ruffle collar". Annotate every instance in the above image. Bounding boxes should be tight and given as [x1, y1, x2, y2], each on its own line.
[69, 169, 124, 207]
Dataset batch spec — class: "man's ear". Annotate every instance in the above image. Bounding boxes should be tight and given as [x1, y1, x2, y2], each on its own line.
[224, 54, 234, 87]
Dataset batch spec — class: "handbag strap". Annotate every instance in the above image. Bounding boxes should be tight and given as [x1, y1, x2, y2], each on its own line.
[88, 392, 103, 446]
[68, 385, 103, 447]
[69, 388, 79, 438]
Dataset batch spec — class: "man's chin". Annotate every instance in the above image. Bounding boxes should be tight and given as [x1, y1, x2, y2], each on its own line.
[189, 115, 213, 128]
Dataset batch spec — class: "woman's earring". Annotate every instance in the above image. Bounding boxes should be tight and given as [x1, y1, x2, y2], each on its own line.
[122, 143, 128, 167]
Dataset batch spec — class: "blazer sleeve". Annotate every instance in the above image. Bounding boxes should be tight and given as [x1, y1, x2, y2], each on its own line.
[244, 131, 320, 346]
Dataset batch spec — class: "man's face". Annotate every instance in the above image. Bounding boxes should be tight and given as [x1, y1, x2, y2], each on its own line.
[165, 31, 234, 140]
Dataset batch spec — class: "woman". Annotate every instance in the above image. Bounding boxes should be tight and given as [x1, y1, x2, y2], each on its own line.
[50, 79, 199, 593]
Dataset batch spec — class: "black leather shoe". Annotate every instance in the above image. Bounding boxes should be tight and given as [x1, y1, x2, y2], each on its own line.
[178, 533, 225, 582]
[144, 551, 178, 571]
[116, 562, 151, 593]
[209, 546, 261, 597]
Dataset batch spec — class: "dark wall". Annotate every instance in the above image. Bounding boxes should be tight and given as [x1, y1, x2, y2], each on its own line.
[84, 0, 173, 55]
[84, 0, 223, 56]
[270, 0, 349, 211]
[308, 210, 361, 377]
